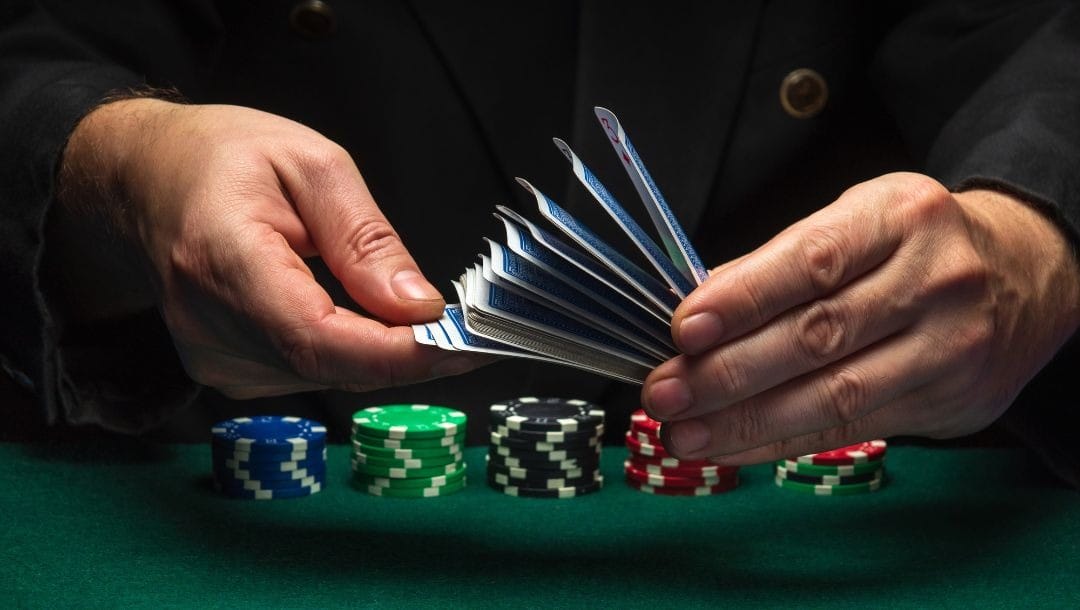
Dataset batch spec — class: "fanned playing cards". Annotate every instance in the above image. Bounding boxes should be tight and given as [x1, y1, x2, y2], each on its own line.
[412, 108, 708, 384]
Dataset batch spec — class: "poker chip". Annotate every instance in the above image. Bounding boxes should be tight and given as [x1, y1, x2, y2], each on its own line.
[627, 458, 735, 478]
[352, 405, 467, 439]
[351, 441, 462, 460]
[627, 430, 661, 445]
[623, 461, 737, 488]
[214, 473, 326, 491]
[352, 456, 465, 480]
[773, 474, 883, 496]
[625, 478, 739, 496]
[489, 430, 600, 452]
[352, 431, 465, 450]
[487, 475, 604, 498]
[777, 459, 884, 477]
[623, 410, 740, 496]
[215, 480, 323, 500]
[774, 442, 888, 495]
[355, 465, 468, 489]
[361, 477, 467, 498]
[489, 397, 604, 432]
[487, 397, 605, 498]
[488, 470, 600, 490]
[209, 415, 328, 500]
[793, 440, 887, 465]
[352, 450, 461, 469]
[629, 410, 662, 437]
[211, 416, 326, 452]
[214, 465, 326, 481]
[489, 443, 600, 462]
[624, 433, 672, 458]
[775, 465, 880, 486]
[214, 446, 327, 465]
[492, 424, 605, 444]
[487, 453, 598, 471]
[486, 457, 590, 481]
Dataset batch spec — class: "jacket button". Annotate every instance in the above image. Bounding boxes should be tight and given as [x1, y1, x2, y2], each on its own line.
[779, 68, 828, 119]
[290, 0, 337, 39]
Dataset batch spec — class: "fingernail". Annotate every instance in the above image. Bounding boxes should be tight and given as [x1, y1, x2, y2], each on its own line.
[677, 312, 724, 354]
[392, 270, 442, 302]
[668, 420, 711, 455]
[646, 377, 692, 418]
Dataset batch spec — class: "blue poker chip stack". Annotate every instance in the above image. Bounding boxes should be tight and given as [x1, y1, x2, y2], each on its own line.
[211, 415, 328, 500]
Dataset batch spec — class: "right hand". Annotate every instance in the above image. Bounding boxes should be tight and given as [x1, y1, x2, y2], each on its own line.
[59, 99, 490, 398]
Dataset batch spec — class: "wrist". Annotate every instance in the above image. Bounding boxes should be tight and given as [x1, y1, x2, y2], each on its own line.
[58, 97, 183, 236]
[47, 98, 182, 324]
[954, 188, 1080, 343]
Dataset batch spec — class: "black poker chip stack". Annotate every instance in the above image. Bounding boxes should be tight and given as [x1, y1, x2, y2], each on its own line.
[485, 397, 605, 498]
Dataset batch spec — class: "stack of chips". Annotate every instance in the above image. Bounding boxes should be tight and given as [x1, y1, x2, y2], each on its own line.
[774, 440, 888, 495]
[486, 397, 605, 498]
[624, 409, 739, 495]
[350, 405, 468, 498]
[211, 415, 327, 500]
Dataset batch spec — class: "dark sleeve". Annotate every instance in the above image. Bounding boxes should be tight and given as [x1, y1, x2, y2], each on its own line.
[874, 0, 1080, 254]
[873, 1, 1080, 486]
[0, 2, 218, 433]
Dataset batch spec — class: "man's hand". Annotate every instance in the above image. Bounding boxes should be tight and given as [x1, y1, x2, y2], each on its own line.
[642, 172, 1080, 463]
[57, 99, 489, 398]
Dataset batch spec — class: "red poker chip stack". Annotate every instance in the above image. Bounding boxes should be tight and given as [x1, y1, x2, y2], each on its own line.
[624, 410, 739, 495]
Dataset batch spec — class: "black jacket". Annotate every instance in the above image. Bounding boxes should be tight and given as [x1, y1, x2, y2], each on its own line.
[1, 1, 1078, 481]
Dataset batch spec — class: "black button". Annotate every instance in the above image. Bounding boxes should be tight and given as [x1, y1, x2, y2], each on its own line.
[290, 0, 337, 39]
[779, 68, 828, 119]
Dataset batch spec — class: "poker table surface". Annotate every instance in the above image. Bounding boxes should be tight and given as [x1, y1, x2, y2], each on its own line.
[2, 442, 1078, 608]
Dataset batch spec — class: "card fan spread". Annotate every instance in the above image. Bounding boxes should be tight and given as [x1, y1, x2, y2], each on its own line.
[412, 108, 706, 384]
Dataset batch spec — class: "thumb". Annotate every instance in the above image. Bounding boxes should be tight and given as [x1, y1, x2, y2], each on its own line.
[274, 144, 444, 324]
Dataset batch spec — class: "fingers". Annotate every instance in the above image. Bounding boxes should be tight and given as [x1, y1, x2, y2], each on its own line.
[644, 256, 920, 421]
[176, 224, 488, 396]
[671, 175, 943, 356]
[272, 144, 444, 325]
[659, 329, 940, 460]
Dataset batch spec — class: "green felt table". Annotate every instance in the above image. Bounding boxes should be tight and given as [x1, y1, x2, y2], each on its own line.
[1, 442, 1078, 608]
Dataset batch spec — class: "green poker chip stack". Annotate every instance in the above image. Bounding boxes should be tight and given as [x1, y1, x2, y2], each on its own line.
[350, 405, 468, 498]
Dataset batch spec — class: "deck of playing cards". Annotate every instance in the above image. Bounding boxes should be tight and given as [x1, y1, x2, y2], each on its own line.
[412, 108, 708, 384]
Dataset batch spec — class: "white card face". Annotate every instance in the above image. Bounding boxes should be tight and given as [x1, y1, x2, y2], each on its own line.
[553, 137, 692, 298]
[594, 106, 709, 286]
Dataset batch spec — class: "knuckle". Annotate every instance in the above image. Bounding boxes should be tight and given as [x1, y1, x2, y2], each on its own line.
[705, 351, 749, 399]
[819, 366, 870, 425]
[795, 300, 849, 363]
[894, 174, 953, 225]
[734, 274, 769, 328]
[343, 217, 402, 267]
[798, 227, 848, 294]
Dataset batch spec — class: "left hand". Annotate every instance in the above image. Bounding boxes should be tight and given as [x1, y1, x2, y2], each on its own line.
[642, 172, 1080, 464]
